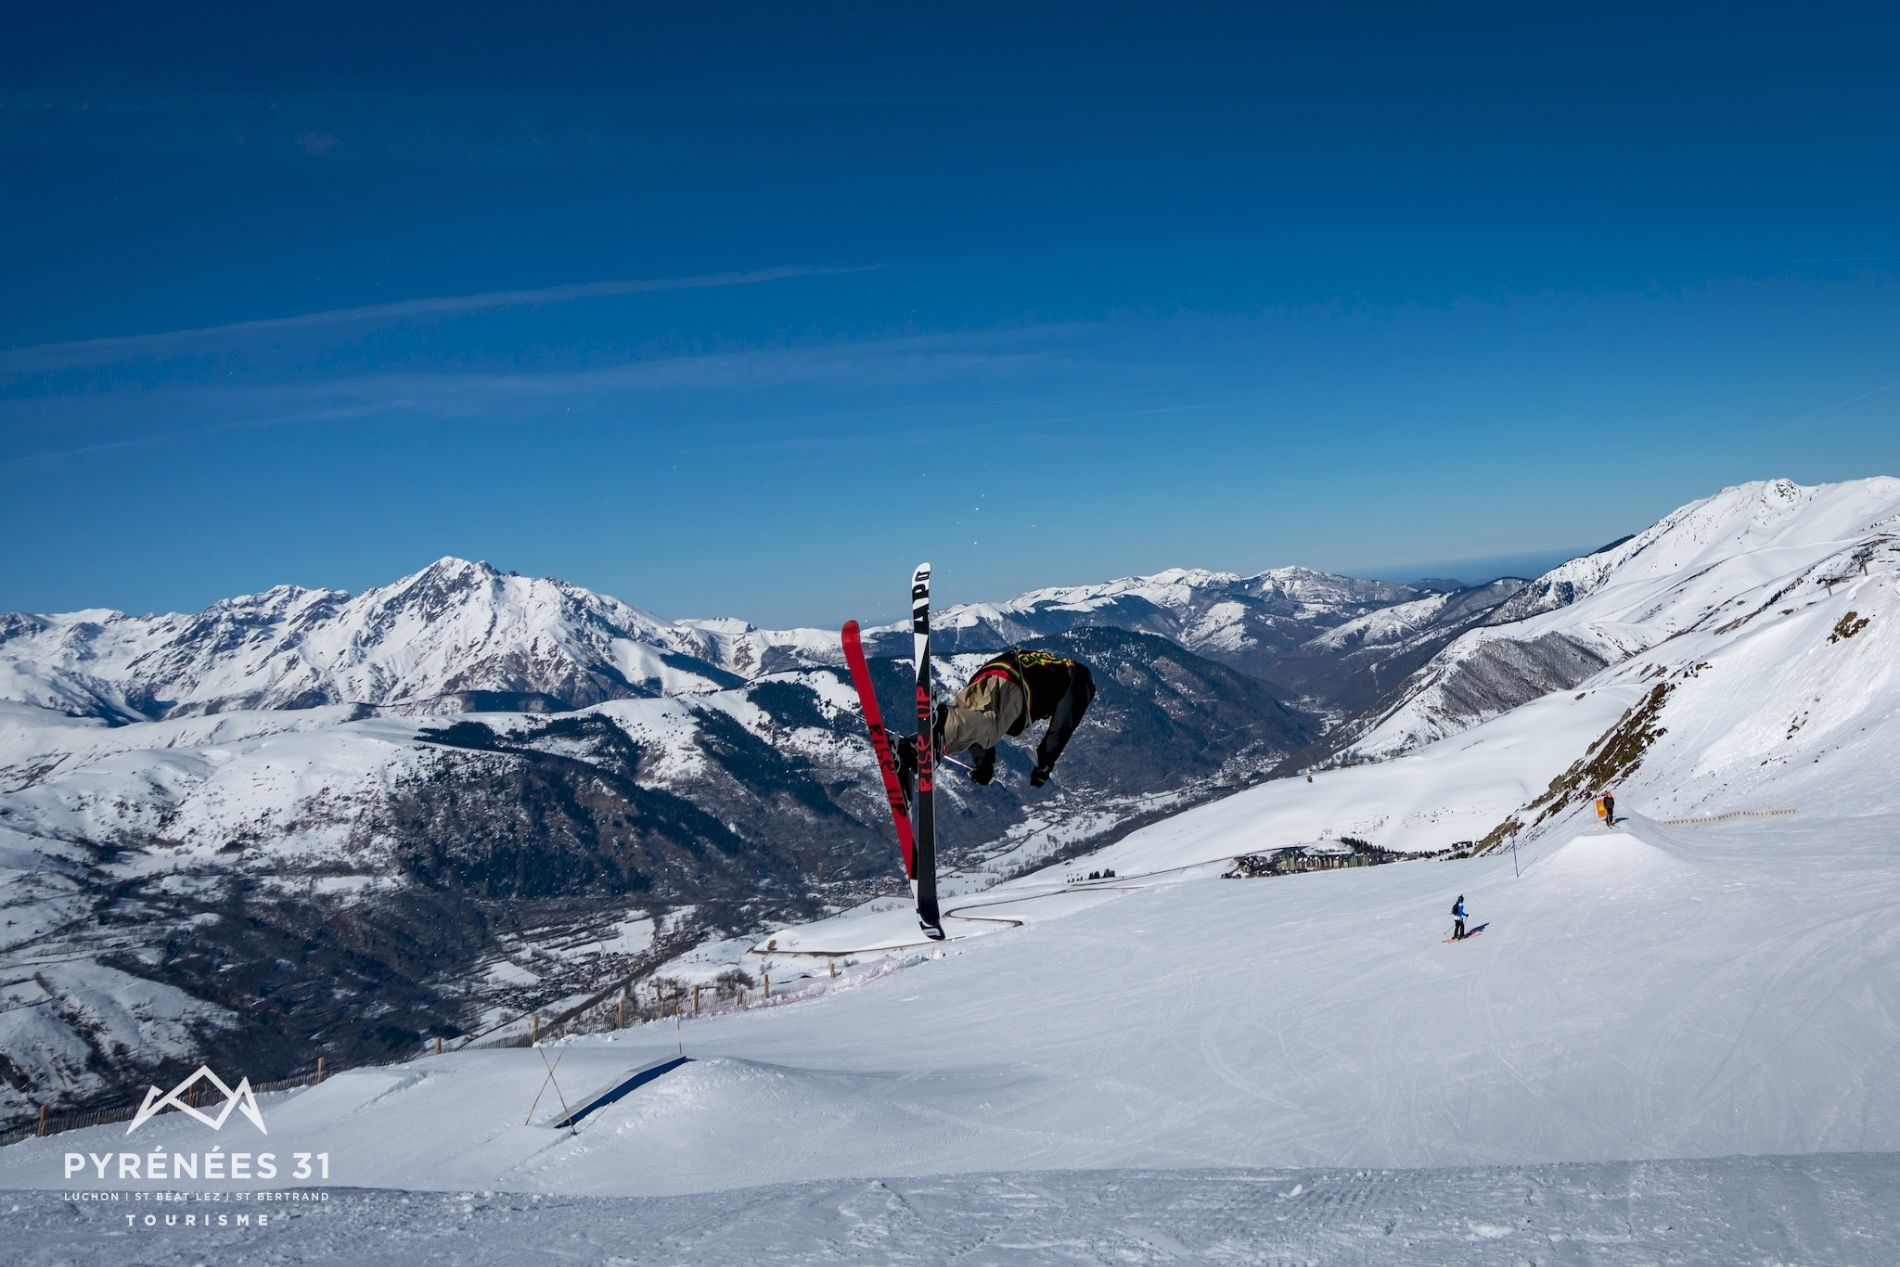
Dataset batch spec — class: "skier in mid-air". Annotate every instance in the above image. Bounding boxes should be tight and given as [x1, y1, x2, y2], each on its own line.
[1450, 894, 1468, 940]
[898, 648, 1095, 795]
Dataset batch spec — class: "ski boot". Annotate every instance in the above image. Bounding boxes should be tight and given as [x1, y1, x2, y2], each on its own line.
[895, 734, 918, 802]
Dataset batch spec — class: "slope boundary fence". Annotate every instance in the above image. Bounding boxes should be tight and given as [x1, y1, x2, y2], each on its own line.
[1661, 809, 1798, 826]
[0, 1068, 329, 1148]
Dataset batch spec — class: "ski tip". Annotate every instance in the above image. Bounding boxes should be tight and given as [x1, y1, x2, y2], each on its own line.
[842, 618, 859, 637]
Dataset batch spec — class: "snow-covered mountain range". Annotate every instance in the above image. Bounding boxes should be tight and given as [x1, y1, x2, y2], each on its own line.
[5, 476, 1898, 1266]
[2, 475, 1895, 1141]
[0, 557, 1446, 723]
[681, 566, 1440, 681]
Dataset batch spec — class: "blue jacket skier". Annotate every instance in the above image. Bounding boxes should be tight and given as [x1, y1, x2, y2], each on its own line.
[1451, 895, 1468, 940]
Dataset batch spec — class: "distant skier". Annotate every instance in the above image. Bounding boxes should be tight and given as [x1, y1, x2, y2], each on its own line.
[1451, 894, 1468, 940]
[1603, 790, 1616, 827]
[898, 649, 1095, 793]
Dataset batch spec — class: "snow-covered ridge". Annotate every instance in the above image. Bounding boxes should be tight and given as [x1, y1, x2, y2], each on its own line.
[1347, 476, 1900, 758]
[0, 557, 741, 722]
[892, 562, 1433, 673]
[1307, 592, 1457, 652]
[944, 563, 1416, 624]
[684, 563, 1428, 675]
[1491, 476, 1900, 623]
[1305, 580, 1528, 655]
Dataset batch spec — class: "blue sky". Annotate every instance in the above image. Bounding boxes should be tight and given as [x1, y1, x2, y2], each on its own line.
[3, 5, 1897, 627]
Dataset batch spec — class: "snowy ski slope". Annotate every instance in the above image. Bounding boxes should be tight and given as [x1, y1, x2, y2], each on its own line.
[10, 806, 1893, 1195]
[4, 798, 1896, 1261]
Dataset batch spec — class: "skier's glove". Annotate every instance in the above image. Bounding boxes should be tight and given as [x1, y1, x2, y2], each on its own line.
[1029, 762, 1053, 788]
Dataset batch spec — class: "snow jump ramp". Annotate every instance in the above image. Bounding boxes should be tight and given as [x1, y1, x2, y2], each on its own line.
[546, 1056, 692, 1130]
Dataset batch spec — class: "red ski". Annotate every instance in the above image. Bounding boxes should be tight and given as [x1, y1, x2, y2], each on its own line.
[841, 619, 917, 881]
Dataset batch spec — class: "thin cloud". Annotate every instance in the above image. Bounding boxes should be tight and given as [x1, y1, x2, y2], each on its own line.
[1812, 380, 1900, 417]
[0, 264, 880, 375]
[1757, 380, 1900, 441]
[0, 436, 156, 472]
[239, 328, 1085, 420]
[0, 322, 1111, 468]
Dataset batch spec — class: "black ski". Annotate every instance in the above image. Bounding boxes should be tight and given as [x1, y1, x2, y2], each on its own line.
[911, 562, 943, 938]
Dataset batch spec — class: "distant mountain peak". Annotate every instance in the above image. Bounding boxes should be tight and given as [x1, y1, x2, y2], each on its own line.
[1144, 566, 1244, 586]
[418, 554, 497, 577]
[0, 557, 736, 721]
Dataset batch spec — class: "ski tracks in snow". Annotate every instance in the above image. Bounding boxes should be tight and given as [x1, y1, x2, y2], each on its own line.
[9, 1155, 1898, 1265]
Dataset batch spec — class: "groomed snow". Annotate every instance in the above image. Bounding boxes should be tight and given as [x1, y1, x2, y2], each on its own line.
[5, 1154, 1896, 1265]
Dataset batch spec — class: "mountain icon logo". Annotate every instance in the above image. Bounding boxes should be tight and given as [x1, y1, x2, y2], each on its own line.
[126, 1066, 269, 1136]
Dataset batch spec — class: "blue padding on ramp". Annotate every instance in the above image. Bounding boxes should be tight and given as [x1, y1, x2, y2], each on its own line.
[556, 1056, 691, 1128]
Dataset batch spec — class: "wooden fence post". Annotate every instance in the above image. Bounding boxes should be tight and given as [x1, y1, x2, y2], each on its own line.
[316, 1057, 326, 1083]
[616, 994, 627, 1030]
[38, 1105, 47, 1138]
[762, 973, 770, 1001]
[693, 984, 702, 1016]
[435, 1036, 444, 1056]
[531, 1014, 540, 1043]
[829, 960, 837, 979]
